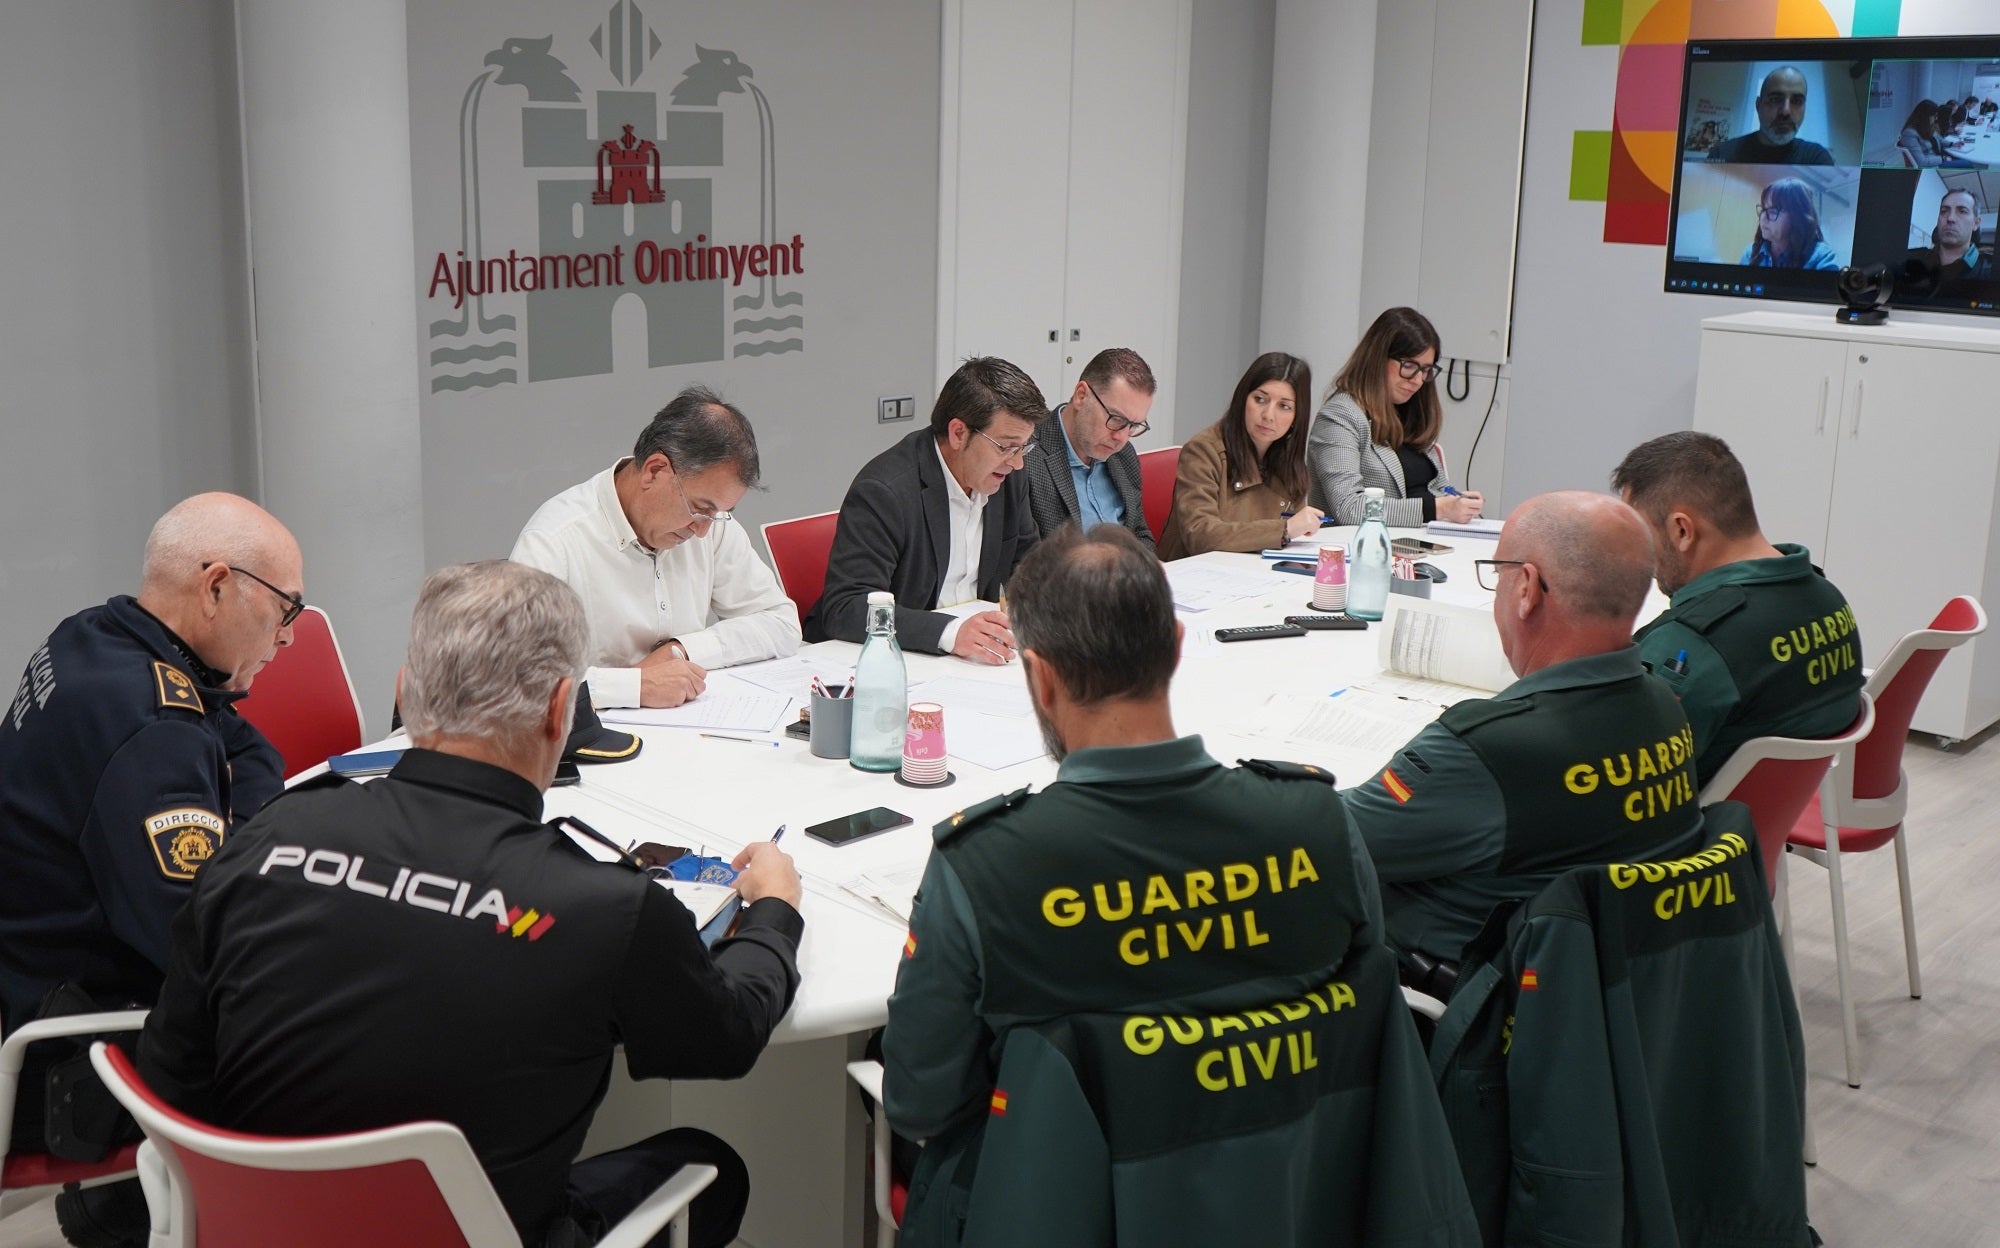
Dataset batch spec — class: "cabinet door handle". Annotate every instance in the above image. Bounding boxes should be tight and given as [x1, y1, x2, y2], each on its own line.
[1815, 377, 1829, 434]
[1849, 380, 1863, 439]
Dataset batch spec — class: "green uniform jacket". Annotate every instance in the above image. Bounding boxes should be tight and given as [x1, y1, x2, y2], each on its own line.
[882, 736, 1478, 1248]
[1341, 647, 1705, 964]
[1635, 544, 1863, 785]
[1428, 803, 1812, 1248]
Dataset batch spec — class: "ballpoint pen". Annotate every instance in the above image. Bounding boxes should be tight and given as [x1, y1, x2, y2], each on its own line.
[699, 733, 782, 748]
[770, 824, 787, 845]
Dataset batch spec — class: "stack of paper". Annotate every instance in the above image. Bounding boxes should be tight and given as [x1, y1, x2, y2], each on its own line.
[597, 674, 791, 733]
[1372, 596, 1514, 701]
[1163, 561, 1277, 612]
[1426, 517, 1504, 539]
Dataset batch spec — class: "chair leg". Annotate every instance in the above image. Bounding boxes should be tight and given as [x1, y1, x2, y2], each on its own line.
[1892, 827, 1922, 1000]
[1780, 859, 1817, 1167]
[1824, 832, 1862, 1088]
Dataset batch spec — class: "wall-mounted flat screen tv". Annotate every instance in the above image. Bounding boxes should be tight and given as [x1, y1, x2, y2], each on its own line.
[1666, 35, 2000, 316]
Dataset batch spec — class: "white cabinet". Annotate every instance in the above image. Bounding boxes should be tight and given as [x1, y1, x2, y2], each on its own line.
[1694, 311, 2000, 743]
[935, 0, 1191, 429]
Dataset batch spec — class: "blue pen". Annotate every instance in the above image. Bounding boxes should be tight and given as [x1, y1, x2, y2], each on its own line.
[1439, 486, 1462, 497]
[1670, 648, 1690, 675]
[770, 824, 787, 845]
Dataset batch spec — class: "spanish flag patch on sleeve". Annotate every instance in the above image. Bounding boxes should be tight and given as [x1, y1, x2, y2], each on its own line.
[989, 1090, 1008, 1116]
[903, 932, 918, 958]
[1520, 968, 1540, 990]
[1380, 767, 1413, 803]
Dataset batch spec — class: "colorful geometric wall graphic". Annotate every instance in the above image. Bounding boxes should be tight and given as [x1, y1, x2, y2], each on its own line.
[1574, 0, 1864, 245]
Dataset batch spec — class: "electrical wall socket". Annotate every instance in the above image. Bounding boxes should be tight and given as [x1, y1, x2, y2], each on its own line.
[878, 396, 916, 423]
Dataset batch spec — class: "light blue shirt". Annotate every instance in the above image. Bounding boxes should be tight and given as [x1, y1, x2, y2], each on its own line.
[1055, 404, 1126, 531]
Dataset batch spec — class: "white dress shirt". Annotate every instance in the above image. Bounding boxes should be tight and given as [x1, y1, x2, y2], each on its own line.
[933, 441, 988, 653]
[510, 463, 801, 707]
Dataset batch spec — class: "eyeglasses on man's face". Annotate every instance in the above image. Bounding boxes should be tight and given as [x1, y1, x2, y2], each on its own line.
[1084, 380, 1150, 437]
[1474, 559, 1551, 593]
[669, 466, 732, 528]
[203, 562, 305, 627]
[1395, 358, 1443, 383]
[973, 428, 1036, 462]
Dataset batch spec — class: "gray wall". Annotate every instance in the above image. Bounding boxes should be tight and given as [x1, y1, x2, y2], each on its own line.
[1172, 0, 1274, 439]
[407, 0, 941, 583]
[0, 0, 257, 678]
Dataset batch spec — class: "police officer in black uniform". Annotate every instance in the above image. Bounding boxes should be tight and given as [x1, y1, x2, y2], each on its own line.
[1341, 492, 1707, 991]
[0, 492, 301, 1243]
[138, 560, 804, 1248]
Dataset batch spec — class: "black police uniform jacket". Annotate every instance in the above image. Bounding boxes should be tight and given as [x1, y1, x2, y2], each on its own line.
[0, 595, 282, 1030]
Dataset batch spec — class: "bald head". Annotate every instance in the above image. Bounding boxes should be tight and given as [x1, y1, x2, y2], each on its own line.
[137, 494, 304, 690]
[141, 493, 300, 596]
[1499, 491, 1654, 623]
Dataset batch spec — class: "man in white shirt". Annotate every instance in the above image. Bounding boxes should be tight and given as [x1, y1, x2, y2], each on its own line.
[511, 387, 800, 708]
[804, 358, 1045, 662]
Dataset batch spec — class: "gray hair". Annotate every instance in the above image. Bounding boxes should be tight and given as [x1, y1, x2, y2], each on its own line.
[632, 386, 762, 487]
[400, 561, 588, 740]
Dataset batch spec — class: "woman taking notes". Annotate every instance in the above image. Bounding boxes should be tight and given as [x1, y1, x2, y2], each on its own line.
[1158, 353, 1322, 559]
[1308, 307, 1481, 527]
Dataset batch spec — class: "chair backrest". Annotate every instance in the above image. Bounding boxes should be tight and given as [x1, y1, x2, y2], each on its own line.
[1136, 445, 1180, 541]
[0, 1010, 149, 1193]
[235, 606, 365, 780]
[89, 1043, 519, 1248]
[949, 943, 1473, 1245]
[1700, 694, 1875, 891]
[761, 510, 839, 627]
[1850, 596, 1986, 801]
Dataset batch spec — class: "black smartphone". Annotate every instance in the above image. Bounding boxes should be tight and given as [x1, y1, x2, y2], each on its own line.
[1272, 560, 1315, 576]
[783, 718, 812, 741]
[551, 761, 582, 787]
[1391, 538, 1452, 557]
[805, 806, 913, 847]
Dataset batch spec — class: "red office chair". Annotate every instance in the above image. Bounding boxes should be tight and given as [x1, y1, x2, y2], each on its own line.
[1136, 445, 1180, 543]
[761, 511, 839, 627]
[89, 1042, 716, 1248]
[1698, 696, 1875, 901]
[0, 1011, 149, 1199]
[235, 606, 365, 779]
[1787, 596, 1987, 1089]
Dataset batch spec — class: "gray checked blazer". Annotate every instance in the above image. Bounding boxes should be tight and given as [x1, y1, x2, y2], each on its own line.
[1022, 405, 1155, 546]
[1305, 392, 1453, 528]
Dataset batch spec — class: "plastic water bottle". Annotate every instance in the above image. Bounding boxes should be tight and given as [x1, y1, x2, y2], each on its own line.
[850, 592, 908, 771]
[1347, 488, 1392, 621]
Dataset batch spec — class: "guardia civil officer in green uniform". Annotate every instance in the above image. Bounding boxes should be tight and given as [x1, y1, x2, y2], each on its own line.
[1340, 491, 1706, 993]
[1614, 431, 1863, 785]
[884, 524, 1465, 1246]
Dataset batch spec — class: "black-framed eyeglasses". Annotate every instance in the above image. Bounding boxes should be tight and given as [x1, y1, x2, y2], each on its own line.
[1395, 358, 1443, 383]
[973, 428, 1037, 461]
[1474, 559, 1550, 593]
[203, 561, 305, 626]
[1084, 380, 1150, 437]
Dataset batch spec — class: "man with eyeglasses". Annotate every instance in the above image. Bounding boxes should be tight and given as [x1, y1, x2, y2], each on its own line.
[1022, 348, 1159, 547]
[512, 386, 800, 709]
[806, 357, 1046, 662]
[0, 492, 302, 1246]
[1337, 492, 1705, 998]
[1705, 65, 1833, 166]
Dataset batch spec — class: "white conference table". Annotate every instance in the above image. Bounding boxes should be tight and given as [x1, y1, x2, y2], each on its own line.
[535, 528, 1514, 1247]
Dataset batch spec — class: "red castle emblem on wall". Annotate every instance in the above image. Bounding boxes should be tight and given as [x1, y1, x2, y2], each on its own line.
[592, 123, 666, 205]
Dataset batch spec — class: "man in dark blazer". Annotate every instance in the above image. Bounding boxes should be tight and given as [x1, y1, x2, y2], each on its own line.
[1023, 348, 1158, 548]
[805, 358, 1047, 661]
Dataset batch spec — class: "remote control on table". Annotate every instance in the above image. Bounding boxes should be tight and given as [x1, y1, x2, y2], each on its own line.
[1283, 614, 1368, 630]
[1214, 624, 1309, 642]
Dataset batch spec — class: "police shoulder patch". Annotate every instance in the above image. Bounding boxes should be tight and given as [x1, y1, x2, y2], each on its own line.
[935, 785, 1032, 843]
[145, 807, 226, 881]
[1237, 758, 1337, 786]
[152, 662, 205, 714]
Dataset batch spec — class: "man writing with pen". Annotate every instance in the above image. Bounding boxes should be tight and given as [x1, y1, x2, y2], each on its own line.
[134, 561, 804, 1248]
[805, 357, 1046, 665]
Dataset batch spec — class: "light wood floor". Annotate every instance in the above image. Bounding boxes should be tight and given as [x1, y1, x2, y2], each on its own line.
[4, 728, 1994, 1247]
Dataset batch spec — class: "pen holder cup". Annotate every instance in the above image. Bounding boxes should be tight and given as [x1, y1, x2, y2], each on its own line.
[1389, 573, 1435, 600]
[809, 688, 855, 759]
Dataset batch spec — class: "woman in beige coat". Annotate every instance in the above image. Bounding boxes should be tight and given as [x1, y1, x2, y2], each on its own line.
[1158, 353, 1323, 559]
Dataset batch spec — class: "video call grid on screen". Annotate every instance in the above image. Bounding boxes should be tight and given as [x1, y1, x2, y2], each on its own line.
[1665, 35, 2000, 316]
